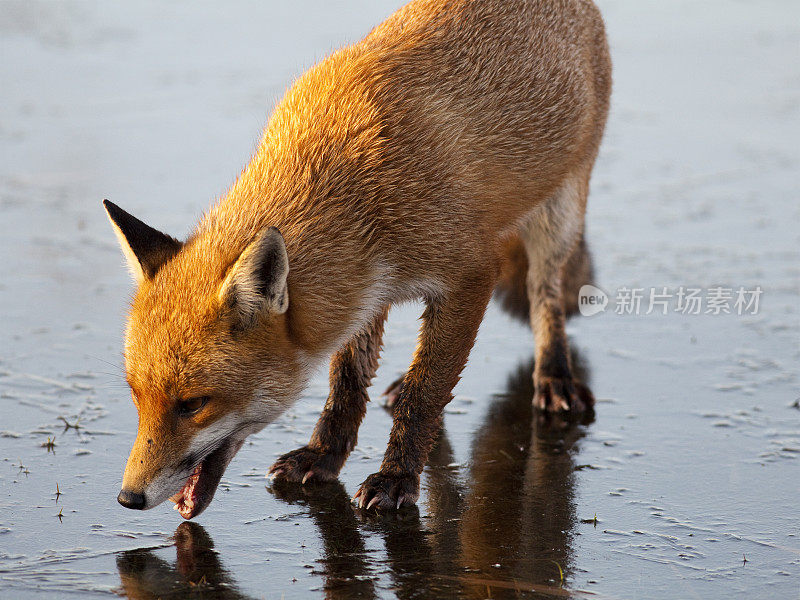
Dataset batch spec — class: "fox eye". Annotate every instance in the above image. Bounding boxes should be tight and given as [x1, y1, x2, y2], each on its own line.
[177, 396, 210, 416]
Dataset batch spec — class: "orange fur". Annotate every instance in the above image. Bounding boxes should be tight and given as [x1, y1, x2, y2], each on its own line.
[109, 0, 611, 514]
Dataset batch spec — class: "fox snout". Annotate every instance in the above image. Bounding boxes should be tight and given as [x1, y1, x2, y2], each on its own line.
[117, 429, 182, 512]
[117, 414, 257, 519]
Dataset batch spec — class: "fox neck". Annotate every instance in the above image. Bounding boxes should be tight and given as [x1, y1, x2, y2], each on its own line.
[285, 260, 387, 363]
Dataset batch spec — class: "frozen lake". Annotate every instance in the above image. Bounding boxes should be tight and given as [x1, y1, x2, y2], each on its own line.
[1, 1, 798, 598]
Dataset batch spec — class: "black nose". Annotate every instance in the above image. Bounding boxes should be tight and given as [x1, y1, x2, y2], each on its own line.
[117, 489, 146, 510]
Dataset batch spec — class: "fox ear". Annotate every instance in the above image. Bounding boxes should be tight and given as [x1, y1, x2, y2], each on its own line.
[103, 199, 183, 283]
[219, 227, 289, 327]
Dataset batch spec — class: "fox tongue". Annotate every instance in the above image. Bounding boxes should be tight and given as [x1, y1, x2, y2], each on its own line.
[170, 437, 245, 520]
[171, 465, 203, 519]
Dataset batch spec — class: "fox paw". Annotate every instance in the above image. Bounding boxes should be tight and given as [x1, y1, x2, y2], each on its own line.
[268, 446, 344, 484]
[352, 472, 419, 510]
[533, 375, 594, 413]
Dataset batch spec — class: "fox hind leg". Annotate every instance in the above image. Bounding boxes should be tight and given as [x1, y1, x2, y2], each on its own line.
[522, 174, 595, 413]
[382, 231, 594, 409]
[560, 231, 594, 318]
[494, 228, 594, 323]
[269, 307, 388, 483]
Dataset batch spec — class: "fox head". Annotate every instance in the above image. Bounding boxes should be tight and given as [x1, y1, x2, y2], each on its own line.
[104, 200, 307, 519]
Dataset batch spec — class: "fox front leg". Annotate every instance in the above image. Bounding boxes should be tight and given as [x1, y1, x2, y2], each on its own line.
[354, 275, 495, 510]
[269, 308, 388, 484]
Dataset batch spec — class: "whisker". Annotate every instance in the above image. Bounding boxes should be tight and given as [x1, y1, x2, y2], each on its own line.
[85, 354, 125, 372]
[91, 371, 127, 381]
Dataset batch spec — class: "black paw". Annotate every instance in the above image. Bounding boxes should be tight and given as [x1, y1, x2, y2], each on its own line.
[352, 471, 419, 510]
[533, 375, 594, 413]
[268, 446, 345, 484]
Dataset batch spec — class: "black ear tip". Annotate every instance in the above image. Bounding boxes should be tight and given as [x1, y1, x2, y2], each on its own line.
[103, 200, 130, 227]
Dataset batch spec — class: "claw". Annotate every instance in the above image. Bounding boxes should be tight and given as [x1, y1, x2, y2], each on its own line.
[366, 496, 381, 510]
[301, 470, 313, 485]
[396, 495, 404, 510]
[268, 468, 283, 480]
[534, 375, 593, 414]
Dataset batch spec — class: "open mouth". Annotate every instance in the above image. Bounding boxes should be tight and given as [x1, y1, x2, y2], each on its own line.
[169, 437, 244, 520]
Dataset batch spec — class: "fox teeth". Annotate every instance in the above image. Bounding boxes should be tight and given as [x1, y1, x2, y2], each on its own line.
[173, 503, 180, 510]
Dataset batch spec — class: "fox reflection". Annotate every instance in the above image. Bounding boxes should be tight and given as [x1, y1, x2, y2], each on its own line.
[459, 357, 592, 597]
[116, 522, 251, 600]
[284, 353, 592, 598]
[270, 480, 376, 599]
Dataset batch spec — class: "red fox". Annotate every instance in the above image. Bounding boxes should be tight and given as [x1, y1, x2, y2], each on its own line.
[108, 0, 610, 518]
